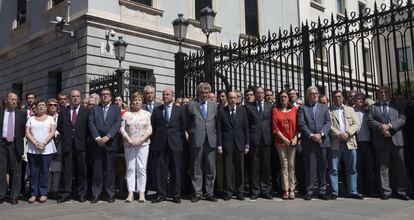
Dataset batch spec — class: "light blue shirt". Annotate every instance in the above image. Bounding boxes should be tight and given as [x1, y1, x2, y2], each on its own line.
[334, 104, 346, 133]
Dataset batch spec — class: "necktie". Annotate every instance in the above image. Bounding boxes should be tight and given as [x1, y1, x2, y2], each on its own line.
[103, 105, 108, 121]
[71, 107, 77, 126]
[164, 105, 170, 124]
[230, 107, 235, 124]
[201, 102, 207, 119]
[382, 103, 389, 123]
[148, 103, 153, 113]
[312, 103, 316, 118]
[259, 102, 263, 116]
[6, 110, 14, 142]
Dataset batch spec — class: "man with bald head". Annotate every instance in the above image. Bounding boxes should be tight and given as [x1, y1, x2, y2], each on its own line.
[151, 88, 185, 203]
[0, 93, 26, 204]
[57, 89, 90, 203]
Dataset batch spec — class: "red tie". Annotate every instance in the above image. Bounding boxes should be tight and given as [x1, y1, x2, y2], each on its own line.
[71, 107, 77, 125]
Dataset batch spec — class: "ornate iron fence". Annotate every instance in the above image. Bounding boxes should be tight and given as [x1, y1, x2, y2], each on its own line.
[177, 0, 414, 100]
[89, 69, 156, 103]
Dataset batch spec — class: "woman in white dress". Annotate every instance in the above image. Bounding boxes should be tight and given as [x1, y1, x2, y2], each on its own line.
[25, 100, 57, 203]
[120, 92, 152, 203]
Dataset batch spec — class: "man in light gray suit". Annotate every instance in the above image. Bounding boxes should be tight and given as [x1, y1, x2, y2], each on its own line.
[186, 82, 221, 202]
[298, 86, 331, 200]
[367, 86, 409, 200]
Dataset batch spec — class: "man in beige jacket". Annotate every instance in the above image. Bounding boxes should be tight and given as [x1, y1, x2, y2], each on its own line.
[328, 90, 363, 200]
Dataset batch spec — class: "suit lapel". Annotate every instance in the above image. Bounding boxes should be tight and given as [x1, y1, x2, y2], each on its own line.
[0, 110, 4, 135]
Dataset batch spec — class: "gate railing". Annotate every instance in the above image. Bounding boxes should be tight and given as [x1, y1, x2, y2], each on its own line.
[177, 0, 414, 100]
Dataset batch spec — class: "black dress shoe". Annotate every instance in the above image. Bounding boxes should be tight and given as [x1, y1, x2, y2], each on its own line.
[107, 196, 115, 203]
[78, 196, 86, 203]
[191, 196, 201, 203]
[91, 196, 99, 203]
[263, 193, 273, 200]
[172, 198, 181, 204]
[205, 195, 217, 202]
[380, 194, 390, 200]
[0, 196, 4, 204]
[223, 194, 232, 201]
[303, 194, 312, 200]
[57, 196, 70, 203]
[396, 194, 410, 201]
[9, 197, 18, 205]
[318, 194, 330, 200]
[151, 197, 166, 203]
[236, 195, 245, 201]
[250, 194, 258, 200]
[330, 194, 338, 200]
[348, 194, 364, 200]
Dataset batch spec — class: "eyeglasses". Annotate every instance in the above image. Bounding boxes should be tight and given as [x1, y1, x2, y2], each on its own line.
[48, 104, 58, 107]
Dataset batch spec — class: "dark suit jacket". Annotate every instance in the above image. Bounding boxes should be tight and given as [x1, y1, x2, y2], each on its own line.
[367, 101, 406, 147]
[57, 106, 90, 152]
[298, 102, 331, 148]
[0, 108, 27, 157]
[88, 103, 122, 151]
[245, 101, 273, 147]
[151, 104, 185, 151]
[217, 105, 249, 152]
[185, 100, 220, 148]
[143, 101, 161, 114]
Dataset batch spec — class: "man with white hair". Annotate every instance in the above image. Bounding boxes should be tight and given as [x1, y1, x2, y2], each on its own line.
[186, 82, 220, 202]
[298, 86, 331, 200]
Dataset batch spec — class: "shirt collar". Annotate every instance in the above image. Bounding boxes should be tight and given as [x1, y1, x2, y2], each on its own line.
[6, 108, 15, 113]
[164, 103, 172, 108]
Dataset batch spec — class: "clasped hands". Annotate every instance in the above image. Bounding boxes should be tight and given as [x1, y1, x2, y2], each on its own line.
[125, 136, 144, 147]
[311, 133, 323, 144]
[34, 141, 46, 150]
[379, 124, 391, 137]
[96, 135, 110, 147]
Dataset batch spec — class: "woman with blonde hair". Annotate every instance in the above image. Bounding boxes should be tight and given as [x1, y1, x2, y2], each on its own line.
[120, 92, 152, 203]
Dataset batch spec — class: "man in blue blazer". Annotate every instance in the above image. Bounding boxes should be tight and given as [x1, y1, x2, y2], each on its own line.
[88, 88, 122, 203]
[298, 86, 331, 200]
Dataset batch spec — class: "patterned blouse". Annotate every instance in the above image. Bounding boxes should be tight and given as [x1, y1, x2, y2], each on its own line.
[120, 110, 152, 147]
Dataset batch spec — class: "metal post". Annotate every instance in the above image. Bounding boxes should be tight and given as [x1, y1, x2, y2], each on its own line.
[202, 44, 215, 92]
[116, 69, 125, 100]
[302, 24, 312, 92]
[174, 51, 186, 98]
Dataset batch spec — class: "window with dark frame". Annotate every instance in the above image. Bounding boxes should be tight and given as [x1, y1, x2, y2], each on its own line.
[397, 47, 413, 72]
[363, 47, 372, 73]
[340, 42, 350, 67]
[314, 32, 326, 60]
[131, 0, 152, 6]
[337, 0, 345, 14]
[129, 67, 156, 94]
[48, 71, 62, 98]
[244, 0, 259, 37]
[12, 83, 23, 101]
[17, 0, 27, 26]
[195, 0, 212, 20]
[53, 0, 65, 6]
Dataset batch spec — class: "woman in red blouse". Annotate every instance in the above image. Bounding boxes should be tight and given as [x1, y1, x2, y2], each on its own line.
[272, 90, 299, 200]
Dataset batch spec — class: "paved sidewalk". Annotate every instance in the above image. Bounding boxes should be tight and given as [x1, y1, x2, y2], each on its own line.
[1, 196, 414, 220]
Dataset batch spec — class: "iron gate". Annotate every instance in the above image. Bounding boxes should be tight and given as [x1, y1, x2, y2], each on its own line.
[177, 0, 414, 100]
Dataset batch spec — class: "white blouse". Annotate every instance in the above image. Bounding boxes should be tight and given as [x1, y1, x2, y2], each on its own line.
[26, 115, 57, 155]
[120, 110, 153, 148]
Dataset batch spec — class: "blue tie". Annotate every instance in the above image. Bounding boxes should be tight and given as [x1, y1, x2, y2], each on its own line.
[382, 103, 389, 123]
[164, 105, 170, 124]
[201, 102, 207, 119]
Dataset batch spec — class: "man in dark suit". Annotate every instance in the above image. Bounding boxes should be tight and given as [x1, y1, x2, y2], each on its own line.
[245, 86, 273, 200]
[57, 90, 89, 203]
[405, 95, 414, 198]
[88, 88, 122, 203]
[0, 93, 26, 204]
[297, 86, 331, 200]
[151, 88, 185, 204]
[367, 86, 409, 200]
[217, 91, 249, 201]
[186, 82, 220, 202]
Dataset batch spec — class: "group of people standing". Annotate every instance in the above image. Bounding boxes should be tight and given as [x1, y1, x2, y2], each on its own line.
[1, 82, 414, 205]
